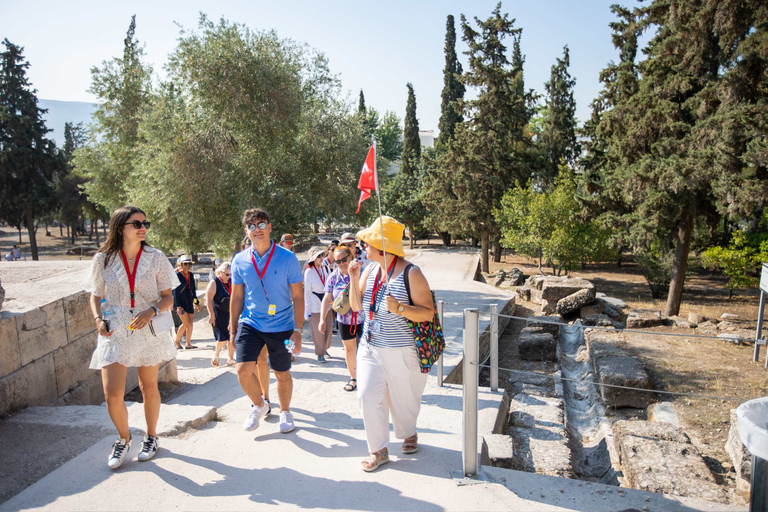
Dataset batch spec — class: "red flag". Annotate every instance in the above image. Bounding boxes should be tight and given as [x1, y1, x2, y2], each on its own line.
[356, 144, 377, 213]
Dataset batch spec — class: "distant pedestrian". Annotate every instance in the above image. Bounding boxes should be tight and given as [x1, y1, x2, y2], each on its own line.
[83, 205, 179, 469]
[349, 216, 435, 472]
[320, 244, 363, 391]
[12, 245, 21, 260]
[173, 255, 200, 350]
[206, 261, 235, 366]
[230, 208, 304, 434]
[279, 233, 295, 252]
[304, 248, 332, 363]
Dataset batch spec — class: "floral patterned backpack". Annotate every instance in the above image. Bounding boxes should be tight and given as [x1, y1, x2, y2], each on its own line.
[402, 264, 445, 373]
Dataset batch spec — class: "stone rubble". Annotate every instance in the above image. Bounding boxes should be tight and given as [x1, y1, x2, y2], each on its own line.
[725, 409, 752, 495]
[586, 330, 653, 409]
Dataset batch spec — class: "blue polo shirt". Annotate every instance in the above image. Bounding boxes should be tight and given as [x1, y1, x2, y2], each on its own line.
[231, 242, 303, 332]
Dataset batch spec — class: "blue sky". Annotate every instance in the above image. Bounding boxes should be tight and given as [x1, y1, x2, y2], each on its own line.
[1, 0, 627, 133]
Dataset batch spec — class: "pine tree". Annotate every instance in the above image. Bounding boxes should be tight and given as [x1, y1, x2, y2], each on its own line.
[0, 39, 62, 260]
[358, 89, 366, 115]
[58, 122, 88, 243]
[540, 46, 579, 185]
[437, 15, 465, 146]
[401, 83, 421, 176]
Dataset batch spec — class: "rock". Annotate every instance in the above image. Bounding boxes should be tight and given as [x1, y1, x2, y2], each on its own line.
[494, 270, 506, 287]
[518, 332, 557, 361]
[587, 334, 653, 409]
[508, 393, 571, 477]
[540, 299, 558, 315]
[581, 314, 620, 328]
[725, 409, 752, 495]
[507, 369, 553, 387]
[579, 303, 603, 317]
[516, 287, 531, 302]
[697, 320, 718, 331]
[556, 288, 596, 315]
[540, 278, 595, 303]
[601, 302, 621, 320]
[687, 313, 706, 325]
[625, 310, 663, 329]
[647, 402, 680, 426]
[717, 320, 739, 332]
[612, 420, 725, 502]
[721, 313, 740, 320]
[667, 315, 694, 329]
[508, 268, 524, 286]
[525, 316, 561, 337]
[481, 433, 515, 469]
[717, 333, 744, 345]
[595, 293, 627, 309]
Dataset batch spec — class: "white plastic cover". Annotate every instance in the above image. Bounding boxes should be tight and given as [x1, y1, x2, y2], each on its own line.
[736, 396, 768, 461]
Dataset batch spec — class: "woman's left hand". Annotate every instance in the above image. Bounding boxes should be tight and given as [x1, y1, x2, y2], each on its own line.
[129, 308, 155, 331]
[385, 294, 401, 314]
[195, 303, 202, 312]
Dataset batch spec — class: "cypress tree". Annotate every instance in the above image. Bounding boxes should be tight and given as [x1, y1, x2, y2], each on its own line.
[541, 46, 579, 185]
[358, 89, 366, 115]
[437, 15, 465, 146]
[401, 83, 420, 176]
[0, 39, 62, 260]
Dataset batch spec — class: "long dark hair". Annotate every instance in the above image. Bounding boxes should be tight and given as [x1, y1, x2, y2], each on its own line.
[98, 206, 149, 267]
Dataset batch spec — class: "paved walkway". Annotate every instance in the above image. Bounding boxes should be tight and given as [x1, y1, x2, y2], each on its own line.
[0, 248, 743, 511]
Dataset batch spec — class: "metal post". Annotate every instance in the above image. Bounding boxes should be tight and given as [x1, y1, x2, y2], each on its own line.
[437, 300, 445, 387]
[490, 304, 499, 392]
[750, 454, 768, 512]
[756, 291, 766, 364]
[462, 308, 479, 478]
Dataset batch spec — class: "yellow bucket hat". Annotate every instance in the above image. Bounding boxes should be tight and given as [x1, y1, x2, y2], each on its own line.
[356, 216, 406, 258]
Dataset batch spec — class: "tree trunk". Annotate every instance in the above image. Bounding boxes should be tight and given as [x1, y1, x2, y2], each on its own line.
[102, 220, 107, 239]
[664, 211, 694, 316]
[492, 240, 502, 263]
[471, 236, 479, 248]
[481, 231, 490, 273]
[18, 227, 22, 244]
[68, 225, 74, 244]
[408, 220, 414, 250]
[538, 248, 544, 275]
[313, 220, 319, 234]
[59, 223, 63, 236]
[25, 211, 39, 261]
[437, 230, 451, 246]
[88, 220, 94, 241]
[749, 202, 764, 233]
[94, 217, 100, 244]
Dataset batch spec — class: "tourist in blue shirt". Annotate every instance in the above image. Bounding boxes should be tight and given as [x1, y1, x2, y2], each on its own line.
[229, 208, 304, 434]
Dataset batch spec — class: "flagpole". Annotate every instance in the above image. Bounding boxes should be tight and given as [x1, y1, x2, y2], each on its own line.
[372, 136, 391, 292]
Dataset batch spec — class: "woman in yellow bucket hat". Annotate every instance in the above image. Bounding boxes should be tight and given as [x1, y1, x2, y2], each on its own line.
[349, 215, 436, 472]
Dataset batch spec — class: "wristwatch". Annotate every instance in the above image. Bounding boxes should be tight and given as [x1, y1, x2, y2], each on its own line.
[397, 304, 405, 314]
[151, 306, 160, 317]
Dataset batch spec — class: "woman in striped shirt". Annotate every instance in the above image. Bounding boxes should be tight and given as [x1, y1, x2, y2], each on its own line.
[349, 216, 435, 472]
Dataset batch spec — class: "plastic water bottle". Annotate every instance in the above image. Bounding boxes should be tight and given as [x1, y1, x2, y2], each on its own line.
[100, 299, 115, 332]
[284, 338, 295, 354]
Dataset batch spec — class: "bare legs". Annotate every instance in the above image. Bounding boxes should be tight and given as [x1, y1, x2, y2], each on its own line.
[256, 346, 270, 402]
[102, 362, 161, 439]
[341, 337, 357, 380]
[174, 311, 194, 348]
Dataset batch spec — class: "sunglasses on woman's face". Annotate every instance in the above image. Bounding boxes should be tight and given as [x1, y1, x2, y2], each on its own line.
[336, 255, 351, 264]
[246, 221, 268, 232]
[224, 273, 231, 277]
[182, 262, 192, 266]
[127, 220, 151, 229]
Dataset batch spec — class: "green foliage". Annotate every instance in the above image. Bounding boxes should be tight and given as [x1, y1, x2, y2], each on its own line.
[437, 14, 464, 147]
[375, 110, 402, 163]
[401, 83, 420, 176]
[701, 230, 761, 298]
[635, 249, 674, 300]
[57, 122, 89, 241]
[358, 89, 366, 114]
[495, 170, 614, 275]
[0, 39, 62, 260]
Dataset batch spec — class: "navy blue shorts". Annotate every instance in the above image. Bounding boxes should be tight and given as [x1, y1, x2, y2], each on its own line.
[235, 323, 293, 372]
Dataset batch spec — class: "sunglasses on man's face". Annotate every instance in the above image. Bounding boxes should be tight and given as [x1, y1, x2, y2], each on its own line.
[126, 220, 151, 229]
[246, 221, 268, 232]
[284, 241, 294, 246]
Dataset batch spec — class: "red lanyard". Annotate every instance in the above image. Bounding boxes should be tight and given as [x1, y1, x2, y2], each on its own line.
[119, 247, 143, 309]
[183, 271, 191, 291]
[369, 256, 397, 320]
[222, 279, 231, 295]
[313, 265, 325, 286]
[251, 242, 276, 301]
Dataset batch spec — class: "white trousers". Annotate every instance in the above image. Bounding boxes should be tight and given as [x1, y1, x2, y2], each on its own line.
[357, 341, 428, 453]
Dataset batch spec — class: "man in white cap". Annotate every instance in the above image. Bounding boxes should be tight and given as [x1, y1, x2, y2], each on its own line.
[340, 232, 369, 271]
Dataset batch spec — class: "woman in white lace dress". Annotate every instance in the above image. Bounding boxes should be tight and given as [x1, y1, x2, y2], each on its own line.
[84, 206, 179, 469]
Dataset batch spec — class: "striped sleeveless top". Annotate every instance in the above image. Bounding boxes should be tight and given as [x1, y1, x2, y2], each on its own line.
[361, 262, 416, 348]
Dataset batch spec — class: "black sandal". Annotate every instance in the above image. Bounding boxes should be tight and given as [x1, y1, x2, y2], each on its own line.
[344, 379, 357, 392]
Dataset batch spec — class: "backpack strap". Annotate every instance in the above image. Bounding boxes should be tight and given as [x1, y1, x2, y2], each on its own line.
[402, 263, 415, 306]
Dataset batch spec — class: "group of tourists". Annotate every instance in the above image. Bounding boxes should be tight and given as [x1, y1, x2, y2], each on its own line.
[84, 205, 436, 474]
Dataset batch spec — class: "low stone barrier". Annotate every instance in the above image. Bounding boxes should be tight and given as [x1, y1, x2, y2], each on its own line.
[585, 330, 653, 409]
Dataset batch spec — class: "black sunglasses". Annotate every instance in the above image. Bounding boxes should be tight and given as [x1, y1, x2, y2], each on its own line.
[337, 255, 351, 264]
[126, 220, 151, 229]
[182, 262, 192, 266]
[247, 221, 268, 232]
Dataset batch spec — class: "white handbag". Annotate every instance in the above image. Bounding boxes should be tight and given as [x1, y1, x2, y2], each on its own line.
[149, 311, 175, 336]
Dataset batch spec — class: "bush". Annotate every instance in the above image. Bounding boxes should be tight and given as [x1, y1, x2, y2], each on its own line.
[636, 250, 673, 299]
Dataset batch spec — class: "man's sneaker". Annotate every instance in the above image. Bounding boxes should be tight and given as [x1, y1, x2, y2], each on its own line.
[317, 355, 326, 363]
[137, 435, 159, 461]
[279, 411, 295, 433]
[243, 403, 267, 431]
[263, 398, 271, 417]
[107, 437, 132, 469]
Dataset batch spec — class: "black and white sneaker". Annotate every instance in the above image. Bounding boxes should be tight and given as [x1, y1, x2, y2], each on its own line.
[263, 398, 271, 418]
[107, 437, 132, 469]
[137, 435, 159, 461]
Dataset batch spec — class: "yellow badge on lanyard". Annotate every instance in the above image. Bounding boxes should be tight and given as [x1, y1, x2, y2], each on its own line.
[268, 304, 277, 316]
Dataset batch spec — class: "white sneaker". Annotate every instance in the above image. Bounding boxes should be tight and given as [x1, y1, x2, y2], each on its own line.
[279, 411, 295, 433]
[243, 403, 267, 431]
[137, 435, 158, 461]
[107, 437, 132, 469]
[263, 398, 271, 418]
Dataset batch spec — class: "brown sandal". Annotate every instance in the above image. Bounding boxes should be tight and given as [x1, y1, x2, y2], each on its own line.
[361, 448, 389, 472]
[402, 434, 418, 454]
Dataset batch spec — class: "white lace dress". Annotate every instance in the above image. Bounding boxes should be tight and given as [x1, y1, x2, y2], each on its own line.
[83, 246, 181, 369]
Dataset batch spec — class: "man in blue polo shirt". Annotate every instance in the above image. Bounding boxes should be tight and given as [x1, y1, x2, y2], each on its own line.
[229, 208, 304, 434]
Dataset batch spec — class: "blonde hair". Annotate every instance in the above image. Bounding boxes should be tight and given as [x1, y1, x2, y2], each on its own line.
[215, 262, 231, 275]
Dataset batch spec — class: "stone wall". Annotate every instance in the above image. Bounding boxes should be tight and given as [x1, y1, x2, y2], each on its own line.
[0, 290, 177, 416]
